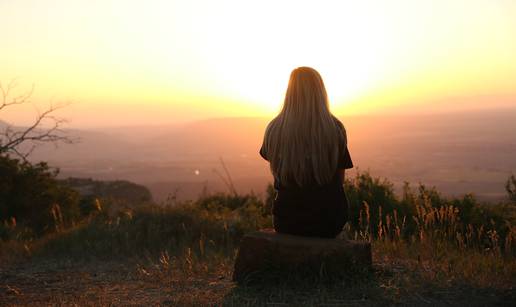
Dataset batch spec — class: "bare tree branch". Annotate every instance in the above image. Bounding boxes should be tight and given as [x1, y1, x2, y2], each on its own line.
[0, 81, 77, 160]
[0, 79, 35, 111]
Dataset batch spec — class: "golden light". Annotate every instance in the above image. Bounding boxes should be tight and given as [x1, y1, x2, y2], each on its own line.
[1, 0, 515, 126]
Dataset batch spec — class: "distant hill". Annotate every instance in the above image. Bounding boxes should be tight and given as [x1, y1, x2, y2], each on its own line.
[0, 119, 8, 128]
[60, 177, 152, 205]
[25, 108, 516, 202]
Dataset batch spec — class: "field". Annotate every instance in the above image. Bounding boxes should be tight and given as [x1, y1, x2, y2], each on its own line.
[1, 172, 515, 306]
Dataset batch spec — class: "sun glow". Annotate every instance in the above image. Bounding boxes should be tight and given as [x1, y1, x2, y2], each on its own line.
[1, 0, 515, 126]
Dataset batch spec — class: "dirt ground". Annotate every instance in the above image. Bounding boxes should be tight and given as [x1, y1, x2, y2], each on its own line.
[1, 258, 514, 306]
[0, 259, 234, 306]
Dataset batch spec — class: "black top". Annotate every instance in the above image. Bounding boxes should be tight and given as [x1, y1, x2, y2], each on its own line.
[259, 121, 353, 191]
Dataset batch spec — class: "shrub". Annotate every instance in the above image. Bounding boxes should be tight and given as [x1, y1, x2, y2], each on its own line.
[0, 155, 80, 239]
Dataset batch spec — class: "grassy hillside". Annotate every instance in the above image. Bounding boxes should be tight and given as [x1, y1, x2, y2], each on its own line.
[1, 171, 514, 305]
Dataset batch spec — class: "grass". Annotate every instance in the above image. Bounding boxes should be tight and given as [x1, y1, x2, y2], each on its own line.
[1, 178, 515, 305]
[2, 239, 513, 306]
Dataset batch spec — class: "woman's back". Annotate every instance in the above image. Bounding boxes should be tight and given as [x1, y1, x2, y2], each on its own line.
[260, 117, 352, 190]
[260, 67, 353, 238]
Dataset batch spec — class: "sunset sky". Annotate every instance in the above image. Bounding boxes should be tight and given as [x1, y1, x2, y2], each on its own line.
[1, 0, 515, 127]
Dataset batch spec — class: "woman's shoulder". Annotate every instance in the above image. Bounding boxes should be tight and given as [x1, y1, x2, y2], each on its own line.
[264, 117, 280, 134]
[331, 116, 346, 132]
[266, 117, 278, 126]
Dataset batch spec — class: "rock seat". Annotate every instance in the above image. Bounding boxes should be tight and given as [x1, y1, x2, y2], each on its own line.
[233, 228, 372, 283]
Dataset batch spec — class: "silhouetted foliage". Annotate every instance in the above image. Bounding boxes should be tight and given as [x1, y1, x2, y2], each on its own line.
[344, 172, 399, 234]
[196, 193, 262, 213]
[2, 162, 514, 255]
[341, 171, 514, 247]
[506, 174, 516, 203]
[0, 155, 80, 239]
[77, 195, 101, 217]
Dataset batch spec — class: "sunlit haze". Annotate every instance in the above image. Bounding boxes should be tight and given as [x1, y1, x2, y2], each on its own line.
[1, 0, 515, 127]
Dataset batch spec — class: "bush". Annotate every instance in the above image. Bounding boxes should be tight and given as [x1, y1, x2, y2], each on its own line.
[0, 155, 80, 239]
[506, 174, 516, 203]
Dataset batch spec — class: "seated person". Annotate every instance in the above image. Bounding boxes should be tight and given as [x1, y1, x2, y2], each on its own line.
[259, 66, 353, 238]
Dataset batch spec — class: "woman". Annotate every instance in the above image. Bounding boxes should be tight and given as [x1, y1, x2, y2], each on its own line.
[259, 66, 353, 238]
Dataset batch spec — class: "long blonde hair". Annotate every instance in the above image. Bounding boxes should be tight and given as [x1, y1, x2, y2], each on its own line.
[262, 67, 344, 187]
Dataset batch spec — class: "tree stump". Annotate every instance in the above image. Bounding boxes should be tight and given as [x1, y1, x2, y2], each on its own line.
[232, 229, 372, 283]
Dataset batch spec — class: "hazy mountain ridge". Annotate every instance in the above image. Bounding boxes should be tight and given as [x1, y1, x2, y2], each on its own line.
[24, 108, 516, 202]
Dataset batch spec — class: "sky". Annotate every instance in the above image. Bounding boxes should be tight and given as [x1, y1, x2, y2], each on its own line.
[1, 0, 515, 127]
